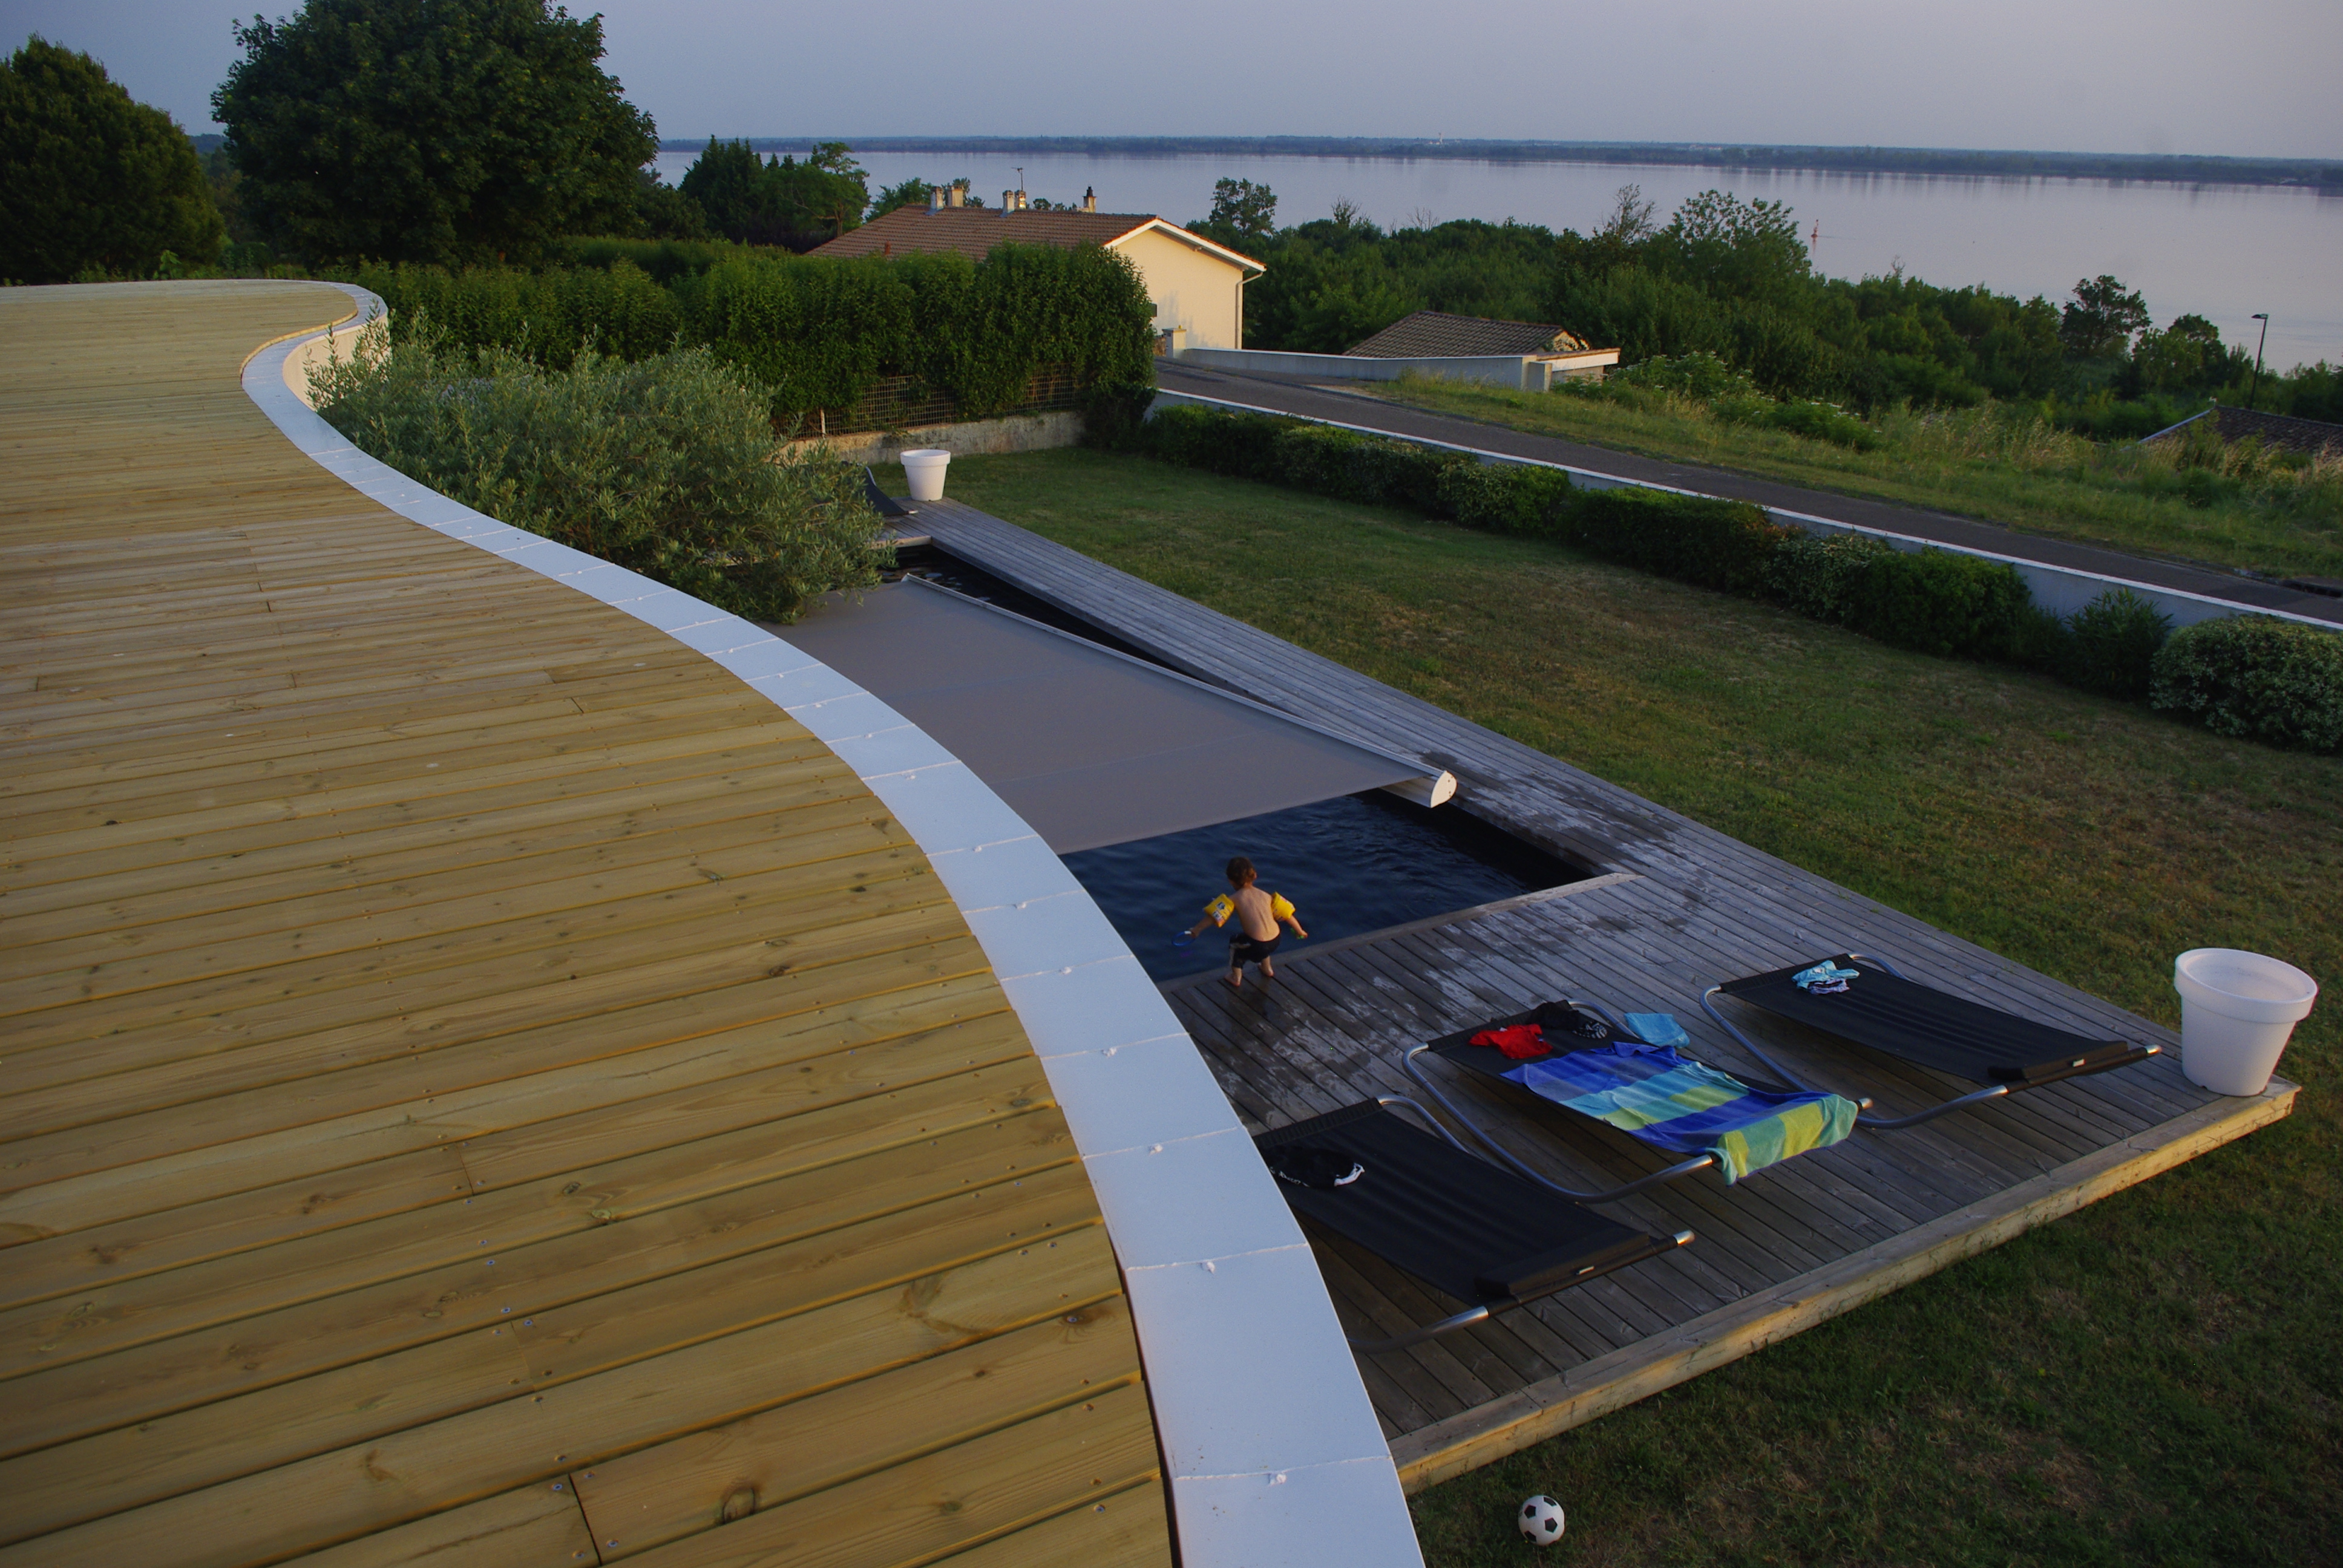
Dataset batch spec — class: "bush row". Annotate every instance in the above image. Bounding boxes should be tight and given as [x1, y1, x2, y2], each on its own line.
[1126, 405, 2343, 751]
[336, 241, 1159, 429]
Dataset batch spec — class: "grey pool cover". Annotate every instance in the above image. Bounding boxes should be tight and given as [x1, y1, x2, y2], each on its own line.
[776, 577, 1432, 853]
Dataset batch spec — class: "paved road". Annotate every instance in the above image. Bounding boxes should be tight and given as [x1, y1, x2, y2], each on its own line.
[1156, 361, 2343, 627]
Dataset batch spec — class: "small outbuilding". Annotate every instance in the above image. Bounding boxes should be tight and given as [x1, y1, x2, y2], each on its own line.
[2141, 403, 2343, 459]
[1346, 309, 1619, 381]
[814, 196, 1266, 350]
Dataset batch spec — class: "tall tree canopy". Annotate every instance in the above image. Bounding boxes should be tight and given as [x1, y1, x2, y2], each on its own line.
[1, 38, 224, 283]
[1202, 177, 1277, 245]
[212, 0, 656, 266]
[2059, 274, 2151, 359]
[678, 139, 867, 250]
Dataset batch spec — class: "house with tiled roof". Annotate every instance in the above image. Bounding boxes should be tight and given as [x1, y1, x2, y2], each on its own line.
[813, 194, 1265, 349]
[1347, 310, 1619, 381]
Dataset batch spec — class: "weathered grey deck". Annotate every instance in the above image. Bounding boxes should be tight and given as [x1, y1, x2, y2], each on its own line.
[911, 497, 2295, 1489]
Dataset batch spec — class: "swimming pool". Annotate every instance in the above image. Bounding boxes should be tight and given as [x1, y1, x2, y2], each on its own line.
[1062, 791, 1592, 983]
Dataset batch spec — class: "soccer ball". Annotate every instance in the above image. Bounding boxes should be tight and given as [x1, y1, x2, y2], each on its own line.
[1517, 1494, 1565, 1546]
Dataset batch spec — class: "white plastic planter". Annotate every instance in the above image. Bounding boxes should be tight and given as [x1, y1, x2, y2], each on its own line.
[2172, 948, 2318, 1096]
[900, 448, 951, 502]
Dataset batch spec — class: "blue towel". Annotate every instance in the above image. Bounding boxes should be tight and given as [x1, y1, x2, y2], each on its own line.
[1504, 1041, 1858, 1183]
[1624, 1011, 1691, 1047]
[1792, 961, 1861, 993]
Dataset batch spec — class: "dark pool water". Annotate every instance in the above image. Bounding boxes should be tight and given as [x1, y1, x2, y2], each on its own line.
[1063, 792, 1591, 982]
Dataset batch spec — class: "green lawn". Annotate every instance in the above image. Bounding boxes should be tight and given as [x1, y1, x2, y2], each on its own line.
[903, 448, 2340, 1567]
[1366, 378, 2343, 583]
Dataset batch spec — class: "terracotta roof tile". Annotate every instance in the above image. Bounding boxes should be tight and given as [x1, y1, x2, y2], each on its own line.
[1346, 309, 1590, 358]
[811, 206, 1154, 261]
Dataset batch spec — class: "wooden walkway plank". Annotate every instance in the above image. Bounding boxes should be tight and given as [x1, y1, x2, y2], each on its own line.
[565, 1294, 1147, 1558]
[0, 1237, 1127, 1568]
[605, 1380, 1162, 1568]
[0, 285, 1167, 1565]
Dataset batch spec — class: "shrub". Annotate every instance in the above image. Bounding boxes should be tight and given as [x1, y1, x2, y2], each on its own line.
[311, 320, 882, 621]
[1273, 423, 1462, 512]
[2063, 587, 2172, 699]
[1763, 397, 1879, 450]
[2006, 606, 2074, 673]
[1135, 404, 1292, 480]
[1841, 547, 2033, 659]
[2151, 615, 2343, 753]
[1765, 531, 1897, 623]
[1611, 351, 1756, 399]
[1564, 487, 1794, 596]
[552, 235, 759, 284]
[340, 241, 1156, 429]
[1435, 462, 1575, 537]
[346, 258, 684, 368]
[699, 243, 1156, 424]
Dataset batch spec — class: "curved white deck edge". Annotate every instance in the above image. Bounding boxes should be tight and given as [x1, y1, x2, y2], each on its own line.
[241, 285, 1421, 1568]
[1153, 387, 2336, 630]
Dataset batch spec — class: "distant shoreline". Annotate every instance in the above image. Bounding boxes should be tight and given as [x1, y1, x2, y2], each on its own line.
[654, 136, 2343, 190]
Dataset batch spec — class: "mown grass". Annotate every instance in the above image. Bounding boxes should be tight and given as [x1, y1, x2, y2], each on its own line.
[1369, 377, 2343, 584]
[909, 448, 2340, 1567]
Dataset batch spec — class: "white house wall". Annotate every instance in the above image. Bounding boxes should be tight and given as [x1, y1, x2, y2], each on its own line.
[1115, 229, 1248, 351]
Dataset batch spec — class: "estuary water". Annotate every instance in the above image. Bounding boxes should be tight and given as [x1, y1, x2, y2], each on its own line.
[652, 148, 2341, 371]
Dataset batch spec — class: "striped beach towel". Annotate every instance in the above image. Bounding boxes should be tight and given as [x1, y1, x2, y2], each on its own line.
[1504, 1041, 1858, 1183]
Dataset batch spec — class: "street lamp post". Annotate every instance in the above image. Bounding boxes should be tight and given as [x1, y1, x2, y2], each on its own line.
[2247, 313, 2270, 410]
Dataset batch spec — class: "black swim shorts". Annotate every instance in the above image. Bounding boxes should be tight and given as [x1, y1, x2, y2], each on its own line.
[1228, 933, 1282, 966]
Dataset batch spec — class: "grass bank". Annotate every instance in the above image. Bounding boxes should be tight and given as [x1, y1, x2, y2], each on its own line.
[1368, 377, 2343, 583]
[907, 447, 2340, 1566]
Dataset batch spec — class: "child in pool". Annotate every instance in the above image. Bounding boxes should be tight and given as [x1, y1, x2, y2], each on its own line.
[1185, 855, 1307, 990]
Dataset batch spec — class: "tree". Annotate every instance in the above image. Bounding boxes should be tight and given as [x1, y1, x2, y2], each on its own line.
[2059, 274, 2149, 359]
[1595, 183, 1658, 246]
[679, 138, 868, 250]
[1, 38, 224, 282]
[628, 169, 706, 240]
[1650, 189, 1809, 305]
[212, 0, 656, 266]
[2129, 312, 2237, 394]
[1205, 177, 1277, 243]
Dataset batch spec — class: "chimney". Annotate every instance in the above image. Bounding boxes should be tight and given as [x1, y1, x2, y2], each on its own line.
[1083, 186, 1096, 213]
[1002, 189, 1014, 212]
[927, 187, 942, 214]
[947, 182, 964, 208]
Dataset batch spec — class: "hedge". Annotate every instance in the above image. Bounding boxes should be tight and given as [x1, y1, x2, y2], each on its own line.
[2151, 615, 2343, 752]
[1841, 547, 2033, 660]
[1106, 403, 2341, 755]
[1564, 486, 1793, 596]
[338, 240, 1158, 428]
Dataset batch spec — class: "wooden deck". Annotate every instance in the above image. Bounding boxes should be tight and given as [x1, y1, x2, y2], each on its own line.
[0, 284, 1170, 1567]
[908, 495, 2296, 1490]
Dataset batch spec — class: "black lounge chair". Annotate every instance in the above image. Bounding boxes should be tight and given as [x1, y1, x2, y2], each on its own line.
[1403, 999, 1862, 1203]
[862, 465, 914, 518]
[1701, 952, 2160, 1129]
[1254, 1097, 1689, 1353]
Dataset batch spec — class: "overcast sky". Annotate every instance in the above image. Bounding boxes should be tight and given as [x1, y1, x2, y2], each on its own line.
[7, 0, 2339, 158]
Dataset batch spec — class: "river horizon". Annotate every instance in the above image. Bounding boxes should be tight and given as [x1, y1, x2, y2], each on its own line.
[652, 148, 2341, 373]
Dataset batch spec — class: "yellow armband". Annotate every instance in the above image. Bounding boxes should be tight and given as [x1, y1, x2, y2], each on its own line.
[1270, 892, 1296, 921]
[1204, 894, 1235, 926]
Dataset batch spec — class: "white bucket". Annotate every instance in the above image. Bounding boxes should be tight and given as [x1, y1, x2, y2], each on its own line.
[900, 448, 951, 502]
[2172, 948, 2318, 1096]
